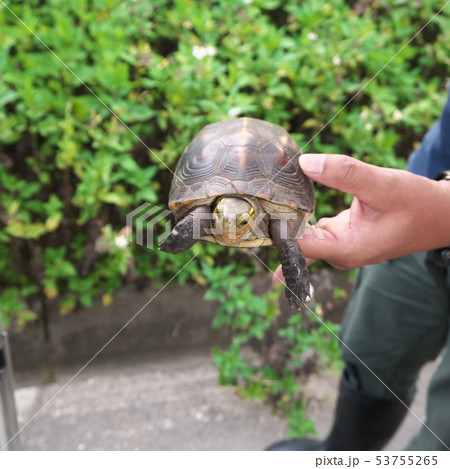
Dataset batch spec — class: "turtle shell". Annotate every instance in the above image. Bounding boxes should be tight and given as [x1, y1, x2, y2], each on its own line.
[169, 117, 315, 217]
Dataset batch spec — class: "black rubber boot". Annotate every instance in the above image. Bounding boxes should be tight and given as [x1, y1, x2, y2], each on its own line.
[266, 374, 413, 451]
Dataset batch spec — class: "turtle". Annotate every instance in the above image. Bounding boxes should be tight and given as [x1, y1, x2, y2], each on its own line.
[159, 117, 315, 309]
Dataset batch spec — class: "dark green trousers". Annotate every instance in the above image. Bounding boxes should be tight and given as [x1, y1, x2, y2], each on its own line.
[340, 251, 450, 451]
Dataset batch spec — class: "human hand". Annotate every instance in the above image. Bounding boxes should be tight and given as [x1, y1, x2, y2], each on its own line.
[274, 153, 450, 281]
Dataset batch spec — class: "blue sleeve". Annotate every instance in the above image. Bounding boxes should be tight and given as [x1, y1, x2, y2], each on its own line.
[407, 86, 450, 179]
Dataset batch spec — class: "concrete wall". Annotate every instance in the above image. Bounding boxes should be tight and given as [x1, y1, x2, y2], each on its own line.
[9, 268, 352, 371]
[9, 283, 230, 370]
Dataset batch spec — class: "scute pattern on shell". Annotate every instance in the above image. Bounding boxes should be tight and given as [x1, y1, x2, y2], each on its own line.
[169, 117, 315, 214]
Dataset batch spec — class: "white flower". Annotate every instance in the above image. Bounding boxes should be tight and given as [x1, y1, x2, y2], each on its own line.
[392, 110, 403, 121]
[359, 109, 369, 119]
[115, 235, 129, 249]
[332, 55, 342, 66]
[205, 45, 217, 57]
[365, 123, 373, 131]
[192, 45, 207, 60]
[243, 0, 253, 4]
[228, 107, 242, 117]
[192, 45, 216, 60]
[307, 32, 318, 41]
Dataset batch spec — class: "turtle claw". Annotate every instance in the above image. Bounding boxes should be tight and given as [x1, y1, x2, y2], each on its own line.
[284, 273, 310, 310]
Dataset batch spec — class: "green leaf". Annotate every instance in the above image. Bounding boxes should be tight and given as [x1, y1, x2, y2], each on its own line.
[99, 192, 132, 207]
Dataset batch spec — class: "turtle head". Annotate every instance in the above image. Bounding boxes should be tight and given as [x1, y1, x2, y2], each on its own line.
[213, 196, 256, 242]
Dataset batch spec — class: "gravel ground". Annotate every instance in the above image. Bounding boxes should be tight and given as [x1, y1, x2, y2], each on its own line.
[11, 348, 439, 451]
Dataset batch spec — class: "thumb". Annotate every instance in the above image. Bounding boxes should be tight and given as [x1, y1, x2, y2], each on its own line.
[299, 153, 390, 206]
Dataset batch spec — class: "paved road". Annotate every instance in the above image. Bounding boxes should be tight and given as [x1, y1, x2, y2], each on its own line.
[14, 349, 287, 450]
[12, 348, 439, 451]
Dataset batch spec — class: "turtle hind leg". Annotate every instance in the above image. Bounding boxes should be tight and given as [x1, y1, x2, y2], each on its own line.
[278, 240, 309, 309]
[159, 205, 210, 254]
[270, 220, 310, 309]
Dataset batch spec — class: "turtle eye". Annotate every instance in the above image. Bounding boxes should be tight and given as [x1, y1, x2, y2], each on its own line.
[237, 214, 251, 227]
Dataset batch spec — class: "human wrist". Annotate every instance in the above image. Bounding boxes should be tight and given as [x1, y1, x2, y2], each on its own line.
[431, 172, 450, 266]
[432, 174, 450, 246]
[434, 171, 450, 235]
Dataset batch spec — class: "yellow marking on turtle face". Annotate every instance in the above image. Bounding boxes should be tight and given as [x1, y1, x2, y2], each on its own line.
[215, 199, 224, 213]
[213, 196, 255, 242]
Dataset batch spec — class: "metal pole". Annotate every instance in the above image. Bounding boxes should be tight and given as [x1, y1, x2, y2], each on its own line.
[0, 313, 20, 450]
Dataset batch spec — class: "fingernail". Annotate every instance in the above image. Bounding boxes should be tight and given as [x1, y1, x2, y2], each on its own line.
[299, 154, 326, 175]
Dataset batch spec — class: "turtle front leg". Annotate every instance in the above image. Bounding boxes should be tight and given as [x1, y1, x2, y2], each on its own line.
[270, 219, 310, 309]
[159, 205, 210, 254]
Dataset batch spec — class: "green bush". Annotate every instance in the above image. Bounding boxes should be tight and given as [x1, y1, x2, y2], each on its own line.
[203, 263, 342, 437]
[1, 0, 449, 436]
